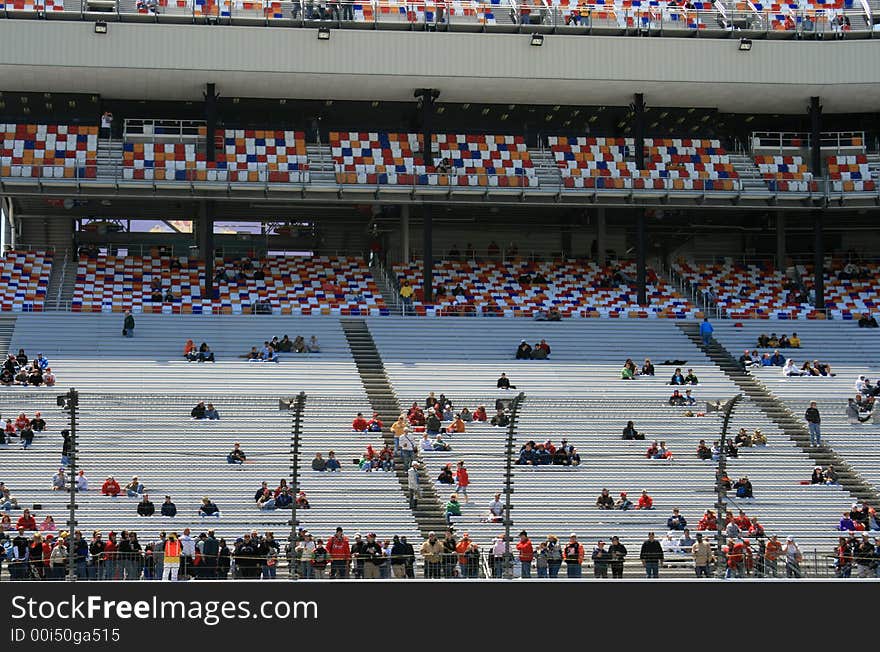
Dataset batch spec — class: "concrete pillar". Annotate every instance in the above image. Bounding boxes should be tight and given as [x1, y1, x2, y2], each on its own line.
[0, 198, 6, 253]
[633, 93, 646, 170]
[809, 96, 822, 179]
[814, 212, 824, 311]
[636, 210, 647, 307]
[596, 207, 606, 266]
[423, 205, 433, 304]
[198, 201, 214, 302]
[401, 205, 410, 264]
[776, 212, 786, 271]
[205, 83, 218, 163]
[7, 198, 15, 249]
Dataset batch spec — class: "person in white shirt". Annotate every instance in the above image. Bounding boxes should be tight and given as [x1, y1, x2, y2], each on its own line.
[491, 534, 508, 578]
[75, 470, 88, 492]
[407, 462, 420, 509]
[399, 429, 416, 468]
[783, 360, 804, 377]
[420, 433, 433, 452]
[179, 528, 196, 579]
[486, 492, 504, 523]
[296, 533, 317, 579]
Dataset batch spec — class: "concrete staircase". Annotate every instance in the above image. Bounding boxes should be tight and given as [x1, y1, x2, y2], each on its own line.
[0, 316, 17, 354]
[96, 138, 124, 182]
[528, 148, 562, 189]
[306, 144, 336, 185]
[677, 322, 880, 506]
[729, 154, 770, 193]
[340, 319, 447, 534]
[372, 265, 403, 316]
[45, 250, 77, 311]
[867, 153, 880, 185]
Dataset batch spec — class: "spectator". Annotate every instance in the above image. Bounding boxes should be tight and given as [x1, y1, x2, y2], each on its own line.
[596, 488, 615, 510]
[683, 369, 699, 385]
[191, 401, 207, 419]
[293, 336, 307, 354]
[367, 413, 384, 433]
[184, 339, 198, 361]
[198, 343, 215, 363]
[752, 429, 767, 446]
[497, 372, 516, 390]
[101, 477, 121, 497]
[769, 350, 786, 366]
[137, 494, 155, 517]
[515, 340, 533, 359]
[642, 358, 655, 376]
[30, 412, 46, 432]
[563, 533, 584, 578]
[326, 450, 341, 472]
[615, 492, 633, 510]
[432, 434, 450, 452]
[351, 412, 369, 432]
[125, 476, 144, 498]
[733, 476, 754, 499]
[858, 314, 879, 328]
[227, 442, 246, 465]
[486, 492, 504, 523]
[699, 317, 713, 345]
[621, 358, 637, 380]
[669, 367, 685, 385]
[122, 311, 135, 338]
[696, 439, 712, 460]
[667, 508, 687, 531]
[473, 405, 488, 422]
[17, 509, 36, 531]
[805, 401, 822, 447]
[407, 462, 421, 509]
[198, 497, 220, 517]
[491, 407, 510, 428]
[420, 532, 444, 579]
[640, 532, 664, 578]
[203, 403, 220, 421]
[637, 490, 654, 510]
[668, 389, 686, 406]
[691, 532, 713, 578]
[311, 452, 327, 471]
[783, 359, 804, 377]
[51, 468, 66, 491]
[445, 493, 462, 525]
[531, 339, 551, 360]
[455, 461, 470, 503]
[623, 420, 643, 440]
[811, 466, 825, 484]
[783, 537, 802, 578]
[161, 495, 177, 517]
[39, 515, 57, 532]
[591, 540, 611, 578]
[75, 470, 88, 492]
[608, 536, 627, 579]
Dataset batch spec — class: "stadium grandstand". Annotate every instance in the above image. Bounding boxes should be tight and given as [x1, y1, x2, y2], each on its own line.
[0, 3, 879, 582]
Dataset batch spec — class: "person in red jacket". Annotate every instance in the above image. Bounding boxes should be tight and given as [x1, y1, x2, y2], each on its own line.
[725, 539, 744, 578]
[16, 508, 37, 531]
[367, 413, 383, 432]
[637, 490, 654, 510]
[352, 412, 369, 432]
[454, 461, 470, 504]
[326, 527, 351, 578]
[103, 531, 119, 580]
[101, 476, 121, 497]
[516, 530, 534, 578]
[733, 510, 751, 531]
[697, 509, 717, 531]
[472, 405, 488, 422]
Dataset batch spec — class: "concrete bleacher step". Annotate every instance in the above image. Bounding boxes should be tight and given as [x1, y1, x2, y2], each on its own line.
[305, 144, 337, 184]
[678, 321, 880, 506]
[729, 154, 771, 192]
[341, 319, 448, 534]
[0, 315, 17, 354]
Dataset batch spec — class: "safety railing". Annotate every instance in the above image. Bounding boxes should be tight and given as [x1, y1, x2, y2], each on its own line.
[1, 1, 876, 40]
[123, 118, 208, 145]
[751, 131, 868, 155]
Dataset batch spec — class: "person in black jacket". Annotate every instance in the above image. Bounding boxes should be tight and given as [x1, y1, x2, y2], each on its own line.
[640, 532, 664, 578]
[191, 402, 207, 420]
[160, 495, 177, 517]
[623, 421, 643, 440]
[390, 535, 408, 578]
[609, 536, 627, 579]
[362, 533, 385, 579]
[497, 373, 516, 389]
[201, 530, 219, 580]
[401, 536, 416, 578]
[592, 540, 611, 578]
[218, 539, 231, 580]
[426, 411, 442, 435]
[137, 494, 155, 517]
[515, 341, 532, 359]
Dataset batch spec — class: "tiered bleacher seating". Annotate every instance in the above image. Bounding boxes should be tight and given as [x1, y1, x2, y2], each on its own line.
[0, 250, 52, 313]
[549, 137, 737, 190]
[330, 132, 536, 187]
[827, 155, 875, 193]
[754, 155, 817, 192]
[711, 321, 880, 494]
[0, 0, 64, 10]
[821, 262, 880, 321]
[214, 129, 309, 183]
[0, 124, 97, 180]
[393, 259, 696, 318]
[370, 318, 855, 566]
[71, 254, 387, 315]
[673, 259, 823, 319]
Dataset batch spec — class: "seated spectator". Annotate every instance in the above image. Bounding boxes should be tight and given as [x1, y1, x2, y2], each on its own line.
[596, 488, 615, 510]
[293, 336, 307, 353]
[668, 390, 686, 406]
[789, 332, 801, 347]
[696, 439, 712, 460]
[307, 336, 320, 353]
[14, 413, 29, 432]
[30, 412, 46, 432]
[491, 408, 511, 428]
[33, 353, 49, 371]
[824, 465, 839, 484]
[760, 353, 773, 367]
[245, 346, 261, 361]
[51, 468, 66, 491]
[637, 490, 654, 510]
[39, 515, 57, 532]
[669, 367, 685, 385]
[227, 442, 246, 465]
[198, 343, 215, 363]
[645, 440, 659, 458]
[768, 333, 779, 347]
[352, 412, 369, 432]
[783, 360, 805, 376]
[769, 350, 786, 366]
[531, 339, 551, 360]
[184, 339, 198, 361]
[27, 366, 43, 386]
[473, 405, 488, 422]
[420, 433, 434, 452]
[432, 434, 450, 452]
[757, 333, 769, 348]
[667, 508, 687, 531]
[858, 314, 879, 328]
[516, 442, 538, 466]
[437, 464, 455, 484]
[752, 429, 767, 446]
[812, 360, 835, 377]
[497, 373, 516, 389]
[312, 452, 327, 471]
[739, 349, 756, 369]
[199, 497, 220, 517]
[515, 340, 533, 359]
[137, 494, 155, 517]
[547, 307, 561, 321]
[15, 348, 28, 367]
[191, 401, 207, 419]
[640, 359, 655, 376]
[697, 510, 717, 531]
[16, 508, 36, 531]
[164, 289, 175, 302]
[101, 476, 121, 497]
[274, 335, 291, 353]
[0, 367, 13, 386]
[257, 489, 276, 511]
[621, 359, 638, 380]
[447, 414, 466, 434]
[261, 346, 279, 363]
[275, 489, 293, 508]
[654, 441, 673, 460]
[325, 451, 341, 472]
[407, 402, 426, 427]
[445, 493, 462, 524]
[75, 470, 88, 492]
[733, 428, 751, 449]
[778, 334, 790, 349]
[204, 404, 220, 421]
[748, 518, 765, 539]
[426, 410, 442, 434]
[838, 512, 856, 532]
[615, 492, 633, 510]
[684, 389, 696, 406]
[160, 495, 177, 517]
[733, 476, 754, 499]
[622, 420, 644, 441]
[366, 413, 384, 433]
[459, 407, 473, 422]
[125, 476, 144, 498]
[810, 467, 825, 484]
[683, 369, 699, 385]
[378, 445, 394, 471]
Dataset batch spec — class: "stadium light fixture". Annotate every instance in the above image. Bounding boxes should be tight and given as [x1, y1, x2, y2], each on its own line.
[317, 27, 330, 40]
[94, 21, 108, 34]
[530, 33, 544, 47]
[739, 38, 752, 51]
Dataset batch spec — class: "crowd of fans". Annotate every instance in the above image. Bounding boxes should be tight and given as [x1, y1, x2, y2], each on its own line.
[594, 488, 654, 510]
[514, 339, 552, 360]
[516, 439, 581, 466]
[1, 349, 56, 387]
[0, 411, 46, 448]
[242, 335, 320, 363]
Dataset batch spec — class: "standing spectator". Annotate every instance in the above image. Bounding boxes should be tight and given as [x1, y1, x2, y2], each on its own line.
[783, 536, 802, 578]
[608, 536, 627, 579]
[100, 111, 114, 140]
[407, 461, 421, 509]
[399, 280, 414, 315]
[491, 534, 507, 578]
[591, 540, 610, 578]
[805, 401, 822, 447]
[122, 310, 135, 338]
[640, 532, 664, 578]
[454, 461, 470, 503]
[563, 533, 584, 578]
[362, 533, 385, 580]
[390, 535, 408, 579]
[691, 532, 713, 578]
[699, 317, 714, 346]
[420, 532, 443, 579]
[326, 527, 350, 579]
[516, 530, 534, 578]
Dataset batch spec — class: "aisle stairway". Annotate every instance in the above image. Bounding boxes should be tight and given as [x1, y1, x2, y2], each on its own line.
[341, 319, 446, 534]
[0, 316, 17, 353]
[677, 322, 879, 505]
[729, 154, 770, 193]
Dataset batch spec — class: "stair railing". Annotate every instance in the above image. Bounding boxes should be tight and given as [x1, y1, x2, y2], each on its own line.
[53, 249, 69, 311]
